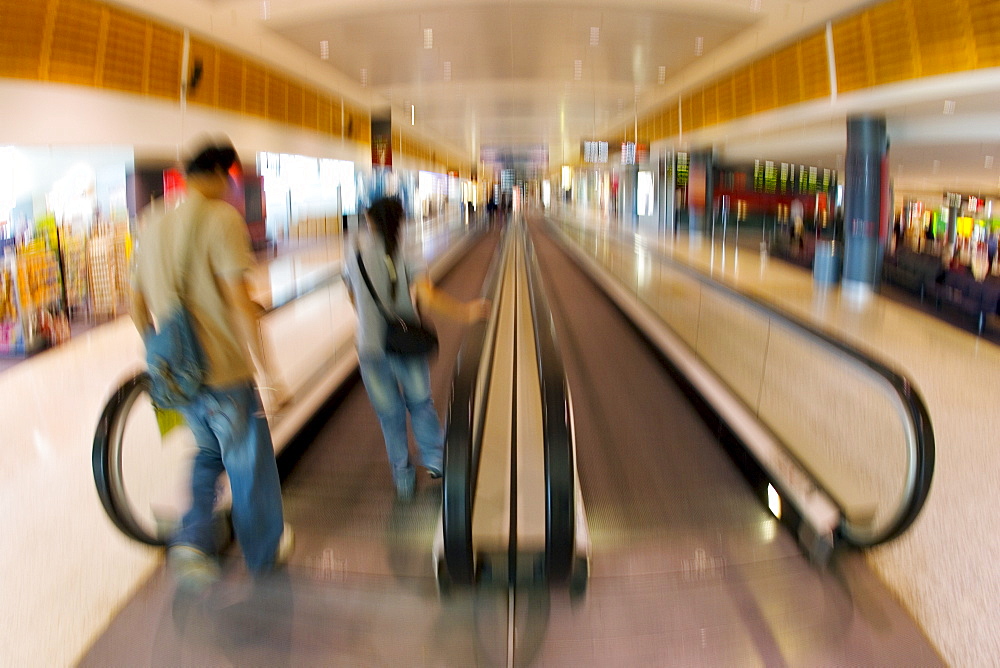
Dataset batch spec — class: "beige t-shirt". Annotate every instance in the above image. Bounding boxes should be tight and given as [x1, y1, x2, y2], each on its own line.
[132, 191, 256, 387]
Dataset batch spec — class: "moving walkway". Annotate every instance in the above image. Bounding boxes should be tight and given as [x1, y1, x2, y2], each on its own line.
[87, 211, 941, 665]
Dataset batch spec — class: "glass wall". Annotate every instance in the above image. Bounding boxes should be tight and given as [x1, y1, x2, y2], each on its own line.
[258, 152, 356, 242]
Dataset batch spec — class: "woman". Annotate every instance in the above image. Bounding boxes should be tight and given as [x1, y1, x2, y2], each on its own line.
[345, 196, 489, 499]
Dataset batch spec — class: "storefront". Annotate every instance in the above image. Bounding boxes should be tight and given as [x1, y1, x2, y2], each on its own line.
[0, 145, 133, 356]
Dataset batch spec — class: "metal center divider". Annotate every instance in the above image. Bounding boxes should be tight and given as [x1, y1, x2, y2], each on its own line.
[436, 218, 589, 590]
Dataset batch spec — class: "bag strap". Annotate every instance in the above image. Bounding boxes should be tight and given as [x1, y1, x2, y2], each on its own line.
[356, 251, 402, 326]
[176, 200, 202, 302]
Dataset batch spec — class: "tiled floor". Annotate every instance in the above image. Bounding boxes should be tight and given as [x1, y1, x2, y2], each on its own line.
[0, 218, 471, 666]
[545, 206, 1000, 667]
[3, 206, 993, 665]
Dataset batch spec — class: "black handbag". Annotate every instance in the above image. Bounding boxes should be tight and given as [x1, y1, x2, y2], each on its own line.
[356, 251, 439, 356]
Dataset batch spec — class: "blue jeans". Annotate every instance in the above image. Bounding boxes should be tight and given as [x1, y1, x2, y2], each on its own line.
[358, 353, 445, 489]
[175, 382, 284, 574]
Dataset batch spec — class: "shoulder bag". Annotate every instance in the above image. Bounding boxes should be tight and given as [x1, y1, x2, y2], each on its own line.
[144, 213, 207, 409]
[356, 251, 438, 357]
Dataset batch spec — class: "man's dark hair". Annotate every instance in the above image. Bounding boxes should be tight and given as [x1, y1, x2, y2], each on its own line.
[185, 139, 238, 176]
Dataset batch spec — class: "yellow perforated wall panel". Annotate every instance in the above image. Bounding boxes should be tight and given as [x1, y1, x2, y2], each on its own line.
[188, 38, 218, 107]
[702, 82, 720, 127]
[244, 62, 265, 117]
[773, 43, 803, 107]
[47, 0, 102, 85]
[286, 81, 303, 126]
[969, 0, 1000, 66]
[100, 8, 145, 94]
[302, 88, 319, 131]
[146, 24, 181, 99]
[868, 0, 918, 85]
[715, 76, 735, 124]
[215, 51, 244, 113]
[798, 32, 831, 101]
[833, 14, 872, 93]
[751, 55, 778, 113]
[0, 1, 48, 80]
[731, 66, 754, 119]
[911, 0, 976, 77]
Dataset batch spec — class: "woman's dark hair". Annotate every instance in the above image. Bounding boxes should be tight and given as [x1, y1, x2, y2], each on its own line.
[366, 196, 405, 260]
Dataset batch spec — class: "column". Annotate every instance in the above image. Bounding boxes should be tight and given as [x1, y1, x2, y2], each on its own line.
[842, 115, 888, 295]
[687, 149, 714, 236]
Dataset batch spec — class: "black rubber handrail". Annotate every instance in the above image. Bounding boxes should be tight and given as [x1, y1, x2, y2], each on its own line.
[441, 229, 509, 583]
[521, 225, 576, 581]
[92, 371, 166, 546]
[552, 218, 935, 548]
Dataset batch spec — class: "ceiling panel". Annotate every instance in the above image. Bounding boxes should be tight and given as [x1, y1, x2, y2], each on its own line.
[125, 0, 1000, 194]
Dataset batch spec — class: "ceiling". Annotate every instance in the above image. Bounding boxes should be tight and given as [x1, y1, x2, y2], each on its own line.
[191, 0, 1000, 196]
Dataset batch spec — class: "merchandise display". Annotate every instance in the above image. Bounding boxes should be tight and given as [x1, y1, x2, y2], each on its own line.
[60, 232, 89, 317]
[0, 239, 70, 356]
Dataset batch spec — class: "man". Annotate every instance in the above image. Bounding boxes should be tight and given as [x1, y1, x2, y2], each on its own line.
[130, 138, 291, 591]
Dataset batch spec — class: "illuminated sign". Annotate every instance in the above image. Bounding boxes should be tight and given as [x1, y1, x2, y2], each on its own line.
[583, 141, 608, 163]
[621, 142, 636, 165]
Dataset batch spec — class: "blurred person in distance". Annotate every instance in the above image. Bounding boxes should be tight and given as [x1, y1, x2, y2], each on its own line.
[130, 136, 292, 592]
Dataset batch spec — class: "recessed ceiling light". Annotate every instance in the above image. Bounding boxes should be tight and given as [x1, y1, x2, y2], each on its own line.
[750, 0, 762, 12]
[443, 61, 452, 82]
[573, 60, 582, 81]
[986, 155, 995, 169]
[319, 40, 329, 60]
[260, 1, 270, 20]
[658, 66, 666, 84]
[943, 100, 956, 114]
[695, 37, 704, 56]
[590, 27, 600, 47]
[423, 28, 433, 49]
[360, 68, 368, 87]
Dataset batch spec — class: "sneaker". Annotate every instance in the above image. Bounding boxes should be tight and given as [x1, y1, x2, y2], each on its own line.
[425, 464, 443, 480]
[275, 523, 295, 566]
[168, 545, 220, 593]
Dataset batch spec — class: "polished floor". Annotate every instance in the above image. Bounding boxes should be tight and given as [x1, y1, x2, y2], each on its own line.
[0, 217, 470, 667]
[2, 205, 994, 665]
[547, 206, 1000, 667]
[79, 217, 942, 666]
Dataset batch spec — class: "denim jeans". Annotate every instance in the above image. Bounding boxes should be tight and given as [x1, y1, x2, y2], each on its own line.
[175, 382, 284, 574]
[358, 353, 445, 490]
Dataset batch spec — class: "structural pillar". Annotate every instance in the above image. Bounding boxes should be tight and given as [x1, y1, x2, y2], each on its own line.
[687, 149, 714, 236]
[661, 151, 676, 236]
[842, 115, 888, 296]
[945, 192, 961, 244]
[619, 165, 638, 228]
